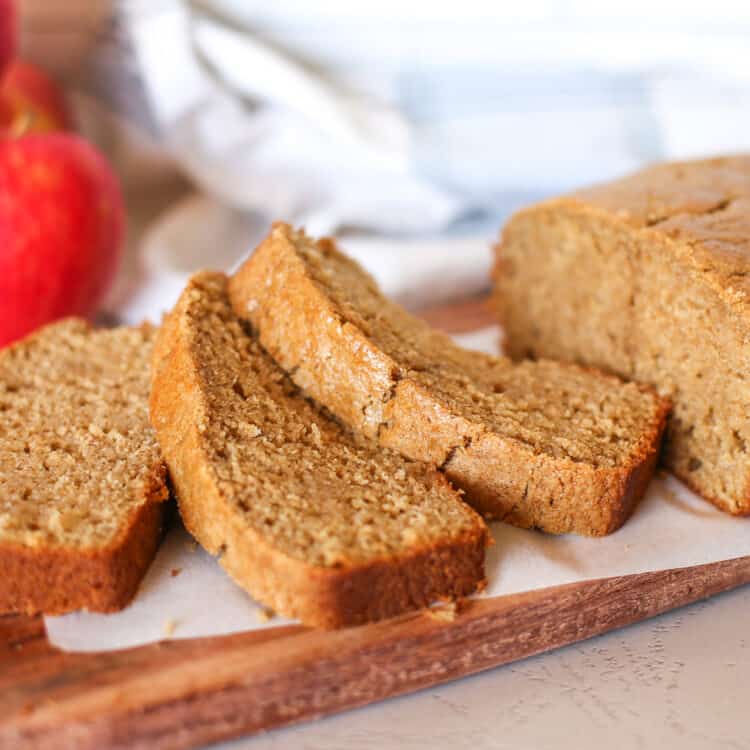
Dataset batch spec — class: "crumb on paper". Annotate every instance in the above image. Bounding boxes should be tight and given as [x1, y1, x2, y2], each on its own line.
[255, 606, 275, 624]
[429, 600, 459, 623]
[163, 618, 179, 636]
[662, 484, 682, 506]
[189, 540, 199, 552]
[170, 567, 182, 577]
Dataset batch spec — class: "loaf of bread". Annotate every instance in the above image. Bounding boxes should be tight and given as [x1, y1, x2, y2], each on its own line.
[229, 224, 669, 536]
[150, 272, 488, 628]
[0, 320, 168, 615]
[493, 156, 750, 515]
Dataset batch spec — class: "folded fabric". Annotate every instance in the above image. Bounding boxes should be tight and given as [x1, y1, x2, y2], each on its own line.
[126, 0, 750, 238]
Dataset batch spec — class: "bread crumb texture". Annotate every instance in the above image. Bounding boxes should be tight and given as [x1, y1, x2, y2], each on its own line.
[428, 600, 460, 623]
[255, 606, 274, 624]
[150, 272, 487, 628]
[494, 155, 750, 514]
[0, 320, 168, 614]
[229, 224, 669, 536]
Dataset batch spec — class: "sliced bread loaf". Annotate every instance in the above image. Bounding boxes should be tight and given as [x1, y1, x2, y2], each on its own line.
[229, 224, 670, 536]
[0, 320, 168, 615]
[493, 155, 750, 514]
[150, 272, 487, 628]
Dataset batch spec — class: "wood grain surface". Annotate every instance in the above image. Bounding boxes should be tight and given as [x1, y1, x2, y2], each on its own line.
[2, 298, 749, 750]
[3, 559, 750, 750]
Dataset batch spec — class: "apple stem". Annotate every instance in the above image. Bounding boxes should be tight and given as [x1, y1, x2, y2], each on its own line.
[10, 110, 35, 139]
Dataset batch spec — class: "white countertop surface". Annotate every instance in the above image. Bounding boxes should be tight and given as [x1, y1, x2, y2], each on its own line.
[214, 584, 750, 750]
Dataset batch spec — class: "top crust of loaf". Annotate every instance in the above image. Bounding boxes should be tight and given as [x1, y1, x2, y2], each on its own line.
[229, 224, 669, 536]
[0, 319, 168, 615]
[150, 272, 487, 628]
[521, 155, 750, 328]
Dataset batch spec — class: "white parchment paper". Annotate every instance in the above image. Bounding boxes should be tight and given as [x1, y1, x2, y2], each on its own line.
[45, 327, 750, 652]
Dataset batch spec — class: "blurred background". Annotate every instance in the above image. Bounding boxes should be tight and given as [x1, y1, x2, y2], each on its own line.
[18, 0, 750, 325]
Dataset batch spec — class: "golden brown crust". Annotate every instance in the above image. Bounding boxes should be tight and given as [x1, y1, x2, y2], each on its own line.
[443, 401, 667, 536]
[0, 460, 168, 615]
[150, 273, 487, 629]
[493, 155, 750, 515]
[230, 224, 669, 536]
[381, 365, 669, 535]
[231, 233, 395, 440]
[673, 469, 750, 518]
[510, 156, 750, 325]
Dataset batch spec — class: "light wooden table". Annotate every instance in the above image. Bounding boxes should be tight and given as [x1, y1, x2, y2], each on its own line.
[220, 583, 750, 750]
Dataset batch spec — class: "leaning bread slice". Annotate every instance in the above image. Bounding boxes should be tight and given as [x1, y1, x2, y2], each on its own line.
[229, 223, 670, 536]
[150, 272, 487, 629]
[0, 320, 169, 615]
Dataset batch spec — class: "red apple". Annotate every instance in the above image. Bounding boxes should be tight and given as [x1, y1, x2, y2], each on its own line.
[0, 0, 16, 78]
[0, 133, 125, 347]
[0, 60, 73, 136]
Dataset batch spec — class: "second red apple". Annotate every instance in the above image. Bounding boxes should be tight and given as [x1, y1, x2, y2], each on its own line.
[0, 133, 125, 347]
[0, 59, 73, 136]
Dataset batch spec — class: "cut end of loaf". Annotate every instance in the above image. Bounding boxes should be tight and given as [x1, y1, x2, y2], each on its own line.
[494, 155, 750, 515]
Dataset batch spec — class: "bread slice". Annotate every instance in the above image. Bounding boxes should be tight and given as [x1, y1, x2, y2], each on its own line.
[150, 272, 487, 628]
[0, 320, 168, 615]
[493, 155, 750, 515]
[229, 224, 669, 536]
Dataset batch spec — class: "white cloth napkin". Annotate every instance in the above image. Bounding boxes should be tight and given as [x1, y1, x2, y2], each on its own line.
[124, 0, 750, 233]
[125, 0, 462, 237]
[115, 193, 494, 325]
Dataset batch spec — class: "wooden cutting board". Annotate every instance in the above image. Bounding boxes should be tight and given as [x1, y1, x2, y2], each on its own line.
[2, 298, 750, 750]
